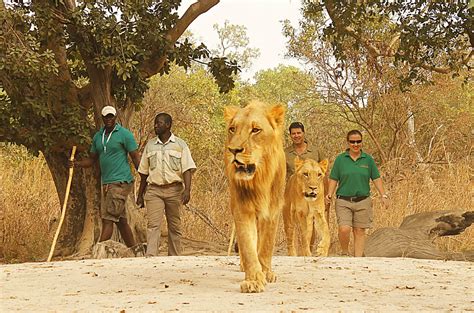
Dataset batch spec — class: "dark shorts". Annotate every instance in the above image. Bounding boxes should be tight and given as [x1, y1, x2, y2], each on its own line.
[335, 197, 373, 228]
[101, 182, 133, 222]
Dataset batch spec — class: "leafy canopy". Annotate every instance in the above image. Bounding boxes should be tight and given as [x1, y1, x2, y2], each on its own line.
[0, 0, 239, 154]
[302, 1, 473, 87]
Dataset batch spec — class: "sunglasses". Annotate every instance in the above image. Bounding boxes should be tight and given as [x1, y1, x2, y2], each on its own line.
[349, 140, 362, 144]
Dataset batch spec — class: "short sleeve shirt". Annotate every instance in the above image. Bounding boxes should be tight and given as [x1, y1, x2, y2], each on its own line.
[138, 134, 196, 185]
[90, 124, 138, 185]
[285, 142, 325, 176]
[329, 150, 381, 197]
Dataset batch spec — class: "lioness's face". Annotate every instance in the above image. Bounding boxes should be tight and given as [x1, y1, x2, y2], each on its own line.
[223, 102, 285, 181]
[296, 159, 328, 201]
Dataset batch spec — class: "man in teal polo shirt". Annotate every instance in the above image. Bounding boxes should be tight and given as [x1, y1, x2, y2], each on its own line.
[325, 130, 388, 257]
[71, 106, 141, 247]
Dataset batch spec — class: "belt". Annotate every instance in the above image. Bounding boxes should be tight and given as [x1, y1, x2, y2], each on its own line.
[153, 182, 182, 188]
[337, 195, 368, 202]
[105, 181, 130, 186]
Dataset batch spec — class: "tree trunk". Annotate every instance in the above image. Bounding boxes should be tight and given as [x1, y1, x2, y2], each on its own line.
[0, 203, 4, 258]
[44, 150, 147, 257]
[44, 150, 102, 256]
[365, 210, 474, 261]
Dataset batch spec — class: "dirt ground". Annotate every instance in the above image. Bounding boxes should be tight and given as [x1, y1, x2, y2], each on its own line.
[2, 238, 473, 312]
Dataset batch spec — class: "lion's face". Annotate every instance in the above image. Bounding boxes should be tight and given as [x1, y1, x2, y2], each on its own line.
[294, 158, 328, 201]
[223, 101, 285, 182]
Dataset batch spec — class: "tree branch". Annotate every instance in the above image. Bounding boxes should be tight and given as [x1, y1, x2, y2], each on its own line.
[140, 0, 219, 78]
[324, 0, 473, 75]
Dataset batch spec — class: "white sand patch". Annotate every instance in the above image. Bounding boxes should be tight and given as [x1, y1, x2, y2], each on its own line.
[2, 256, 473, 312]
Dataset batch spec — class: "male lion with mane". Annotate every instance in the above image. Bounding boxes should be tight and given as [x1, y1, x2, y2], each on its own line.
[283, 157, 330, 256]
[224, 100, 286, 293]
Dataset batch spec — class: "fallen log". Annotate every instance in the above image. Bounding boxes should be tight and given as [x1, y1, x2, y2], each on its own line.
[365, 210, 474, 261]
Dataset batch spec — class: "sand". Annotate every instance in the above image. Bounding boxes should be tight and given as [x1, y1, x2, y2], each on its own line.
[2, 255, 473, 312]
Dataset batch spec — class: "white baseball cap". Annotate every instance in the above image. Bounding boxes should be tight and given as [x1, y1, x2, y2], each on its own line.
[101, 106, 116, 116]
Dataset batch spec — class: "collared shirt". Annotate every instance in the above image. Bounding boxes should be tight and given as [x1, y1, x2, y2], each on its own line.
[329, 150, 381, 197]
[90, 124, 138, 185]
[284, 142, 325, 176]
[138, 133, 196, 186]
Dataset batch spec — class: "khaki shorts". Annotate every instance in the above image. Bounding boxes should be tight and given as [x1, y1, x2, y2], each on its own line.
[102, 182, 133, 222]
[335, 197, 373, 228]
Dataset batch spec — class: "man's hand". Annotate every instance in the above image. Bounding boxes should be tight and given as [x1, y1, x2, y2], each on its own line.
[381, 194, 390, 207]
[68, 155, 96, 169]
[68, 160, 81, 168]
[182, 188, 191, 205]
[324, 194, 332, 205]
[136, 194, 145, 208]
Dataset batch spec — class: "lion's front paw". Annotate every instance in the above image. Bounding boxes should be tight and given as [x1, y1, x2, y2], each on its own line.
[240, 271, 266, 293]
[240, 279, 265, 293]
[264, 270, 277, 283]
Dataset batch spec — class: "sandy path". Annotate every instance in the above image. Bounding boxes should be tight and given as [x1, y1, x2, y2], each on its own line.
[2, 256, 473, 312]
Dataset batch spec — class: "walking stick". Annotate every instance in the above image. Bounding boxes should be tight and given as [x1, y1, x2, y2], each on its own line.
[47, 146, 77, 262]
[227, 222, 236, 256]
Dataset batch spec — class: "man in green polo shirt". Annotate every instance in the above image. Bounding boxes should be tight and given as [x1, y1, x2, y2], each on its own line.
[325, 130, 388, 257]
[71, 106, 141, 248]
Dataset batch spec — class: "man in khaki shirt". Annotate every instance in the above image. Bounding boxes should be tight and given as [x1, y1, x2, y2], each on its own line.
[137, 113, 196, 256]
[284, 122, 330, 222]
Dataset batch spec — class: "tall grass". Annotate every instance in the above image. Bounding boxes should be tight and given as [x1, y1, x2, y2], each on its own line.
[1, 144, 472, 262]
[183, 158, 474, 256]
[0, 145, 60, 263]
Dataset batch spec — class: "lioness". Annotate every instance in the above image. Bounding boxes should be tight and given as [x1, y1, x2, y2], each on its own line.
[283, 157, 330, 256]
[224, 100, 286, 293]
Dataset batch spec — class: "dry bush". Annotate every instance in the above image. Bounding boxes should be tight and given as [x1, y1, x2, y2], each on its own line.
[1, 146, 472, 262]
[181, 155, 232, 243]
[372, 159, 473, 253]
[180, 158, 473, 257]
[0, 145, 60, 263]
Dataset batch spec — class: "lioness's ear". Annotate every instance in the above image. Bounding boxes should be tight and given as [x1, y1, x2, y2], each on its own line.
[319, 159, 329, 174]
[267, 104, 285, 128]
[294, 156, 304, 170]
[223, 106, 239, 125]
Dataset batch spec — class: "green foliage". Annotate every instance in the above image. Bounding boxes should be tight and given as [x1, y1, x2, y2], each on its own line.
[208, 57, 241, 93]
[132, 63, 240, 171]
[302, 1, 473, 88]
[0, 1, 240, 155]
[283, 2, 473, 162]
[212, 20, 260, 70]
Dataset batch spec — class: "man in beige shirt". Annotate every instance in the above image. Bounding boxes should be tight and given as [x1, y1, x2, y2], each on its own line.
[284, 122, 330, 222]
[137, 113, 196, 256]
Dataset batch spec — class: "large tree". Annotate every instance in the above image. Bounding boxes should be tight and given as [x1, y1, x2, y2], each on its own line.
[284, 1, 473, 164]
[0, 0, 239, 256]
[303, 1, 473, 88]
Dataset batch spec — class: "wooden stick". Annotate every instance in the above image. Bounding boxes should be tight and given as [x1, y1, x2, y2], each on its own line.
[47, 146, 77, 262]
[227, 222, 236, 256]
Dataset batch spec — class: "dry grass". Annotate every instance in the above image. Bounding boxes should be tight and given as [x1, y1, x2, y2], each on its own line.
[1, 144, 472, 263]
[183, 159, 473, 256]
[0, 145, 60, 263]
[372, 160, 473, 254]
